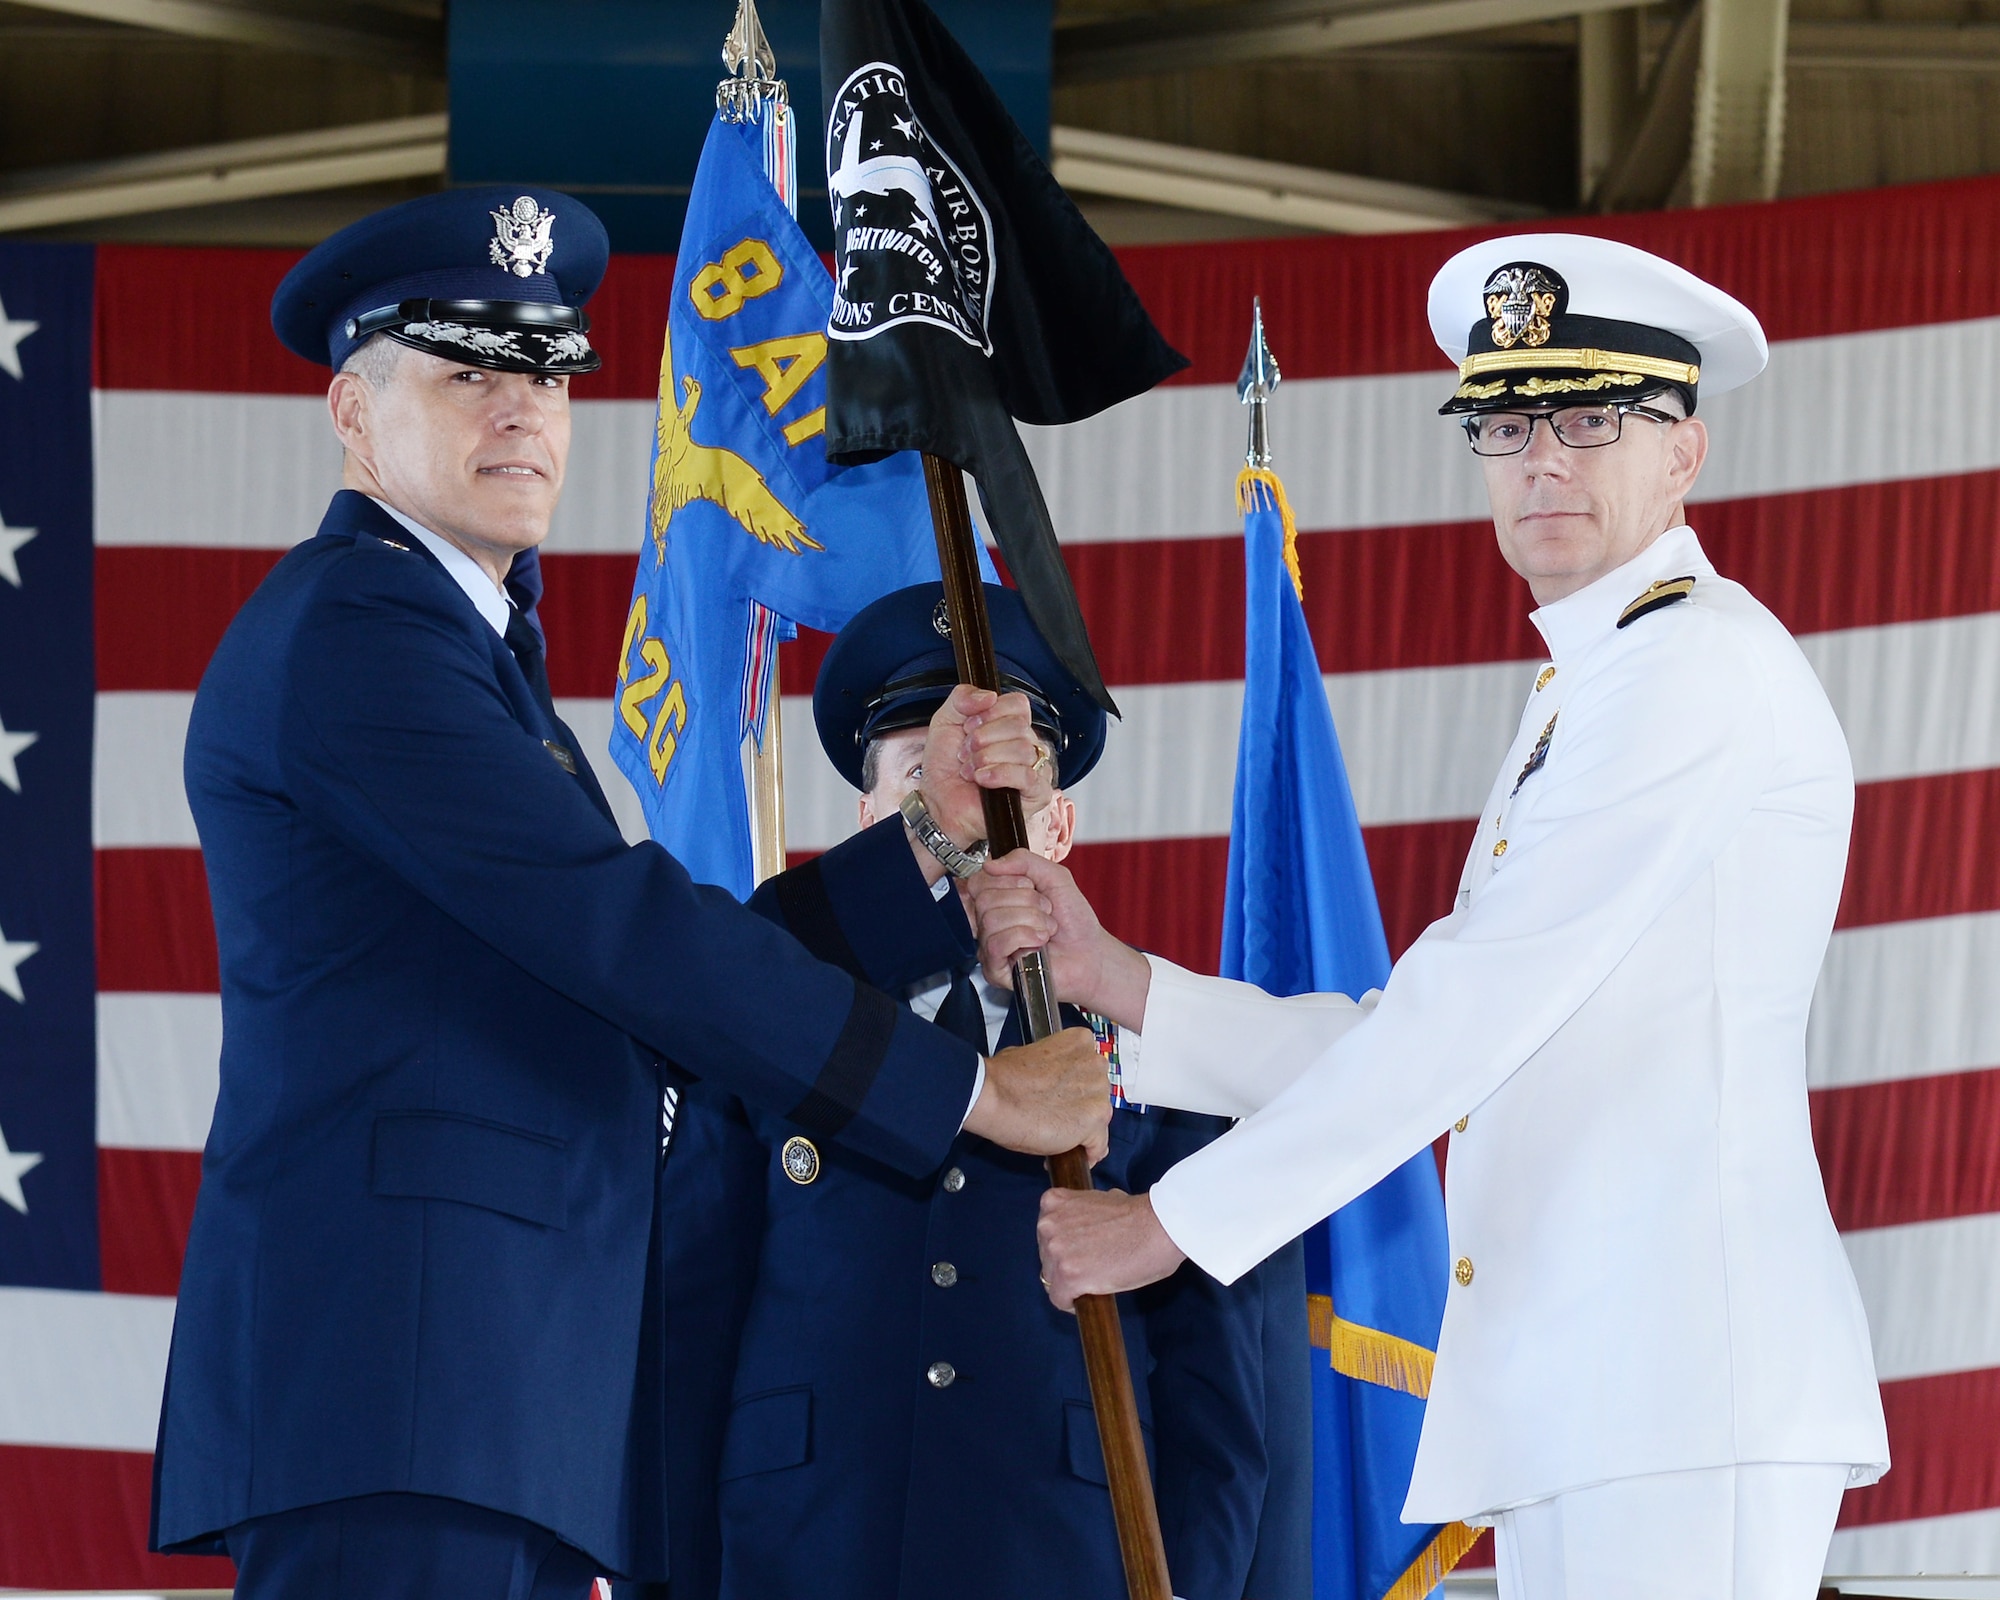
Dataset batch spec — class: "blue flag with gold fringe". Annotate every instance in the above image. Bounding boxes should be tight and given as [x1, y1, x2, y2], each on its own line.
[1222, 464, 1476, 1600]
[610, 108, 990, 897]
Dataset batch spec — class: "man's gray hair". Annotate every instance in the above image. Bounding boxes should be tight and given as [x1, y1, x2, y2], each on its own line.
[339, 333, 406, 391]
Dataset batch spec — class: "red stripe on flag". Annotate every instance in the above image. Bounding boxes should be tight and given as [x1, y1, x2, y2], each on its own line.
[1067, 836, 1231, 977]
[1839, 768, 2000, 930]
[93, 470, 2000, 695]
[1364, 819, 1470, 959]
[540, 551, 643, 700]
[1840, 1365, 2000, 1527]
[98, 1147, 204, 1296]
[97, 847, 216, 993]
[93, 244, 677, 398]
[0, 1444, 236, 1588]
[1124, 174, 2000, 386]
[96, 545, 281, 692]
[91, 178, 2000, 401]
[1813, 1067, 2000, 1233]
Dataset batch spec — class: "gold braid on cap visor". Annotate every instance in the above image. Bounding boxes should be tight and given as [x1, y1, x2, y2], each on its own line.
[1458, 347, 1700, 385]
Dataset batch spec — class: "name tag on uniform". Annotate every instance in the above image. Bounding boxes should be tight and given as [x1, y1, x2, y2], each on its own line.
[543, 739, 578, 774]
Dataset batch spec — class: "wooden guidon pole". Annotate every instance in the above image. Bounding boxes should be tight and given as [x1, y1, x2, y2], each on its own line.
[919, 454, 1174, 1600]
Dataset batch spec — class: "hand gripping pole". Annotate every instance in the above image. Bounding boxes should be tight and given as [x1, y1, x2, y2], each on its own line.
[920, 453, 1174, 1600]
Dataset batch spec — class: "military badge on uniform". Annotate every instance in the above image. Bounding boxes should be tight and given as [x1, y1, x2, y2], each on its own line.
[931, 598, 953, 638]
[1512, 712, 1558, 797]
[1483, 264, 1562, 350]
[781, 1134, 821, 1184]
[490, 196, 558, 278]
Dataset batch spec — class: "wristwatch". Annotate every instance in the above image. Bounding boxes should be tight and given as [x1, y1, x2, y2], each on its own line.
[900, 790, 990, 880]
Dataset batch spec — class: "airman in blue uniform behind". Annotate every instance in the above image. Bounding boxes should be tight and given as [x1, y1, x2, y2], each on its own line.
[149, 188, 1112, 1600]
[649, 584, 1306, 1600]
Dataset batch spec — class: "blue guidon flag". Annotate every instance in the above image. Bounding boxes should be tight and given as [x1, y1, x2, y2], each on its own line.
[609, 96, 991, 899]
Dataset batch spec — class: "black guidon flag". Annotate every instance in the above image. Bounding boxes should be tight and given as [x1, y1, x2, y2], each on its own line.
[819, 0, 1189, 715]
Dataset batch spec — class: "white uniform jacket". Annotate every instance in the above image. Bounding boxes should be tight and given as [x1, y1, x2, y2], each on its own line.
[1125, 525, 1889, 1523]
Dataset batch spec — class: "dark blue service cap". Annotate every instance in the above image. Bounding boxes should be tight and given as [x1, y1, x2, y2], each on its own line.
[271, 187, 609, 375]
[814, 582, 1109, 793]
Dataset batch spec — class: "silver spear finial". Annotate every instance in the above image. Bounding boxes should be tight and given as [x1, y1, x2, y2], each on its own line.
[718, 0, 786, 122]
[1237, 296, 1281, 470]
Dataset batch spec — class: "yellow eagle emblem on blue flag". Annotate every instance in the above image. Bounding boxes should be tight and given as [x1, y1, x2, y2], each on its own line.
[610, 112, 992, 900]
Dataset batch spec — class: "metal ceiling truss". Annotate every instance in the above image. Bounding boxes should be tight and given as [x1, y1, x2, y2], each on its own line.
[0, 114, 448, 233]
[2, 0, 443, 72]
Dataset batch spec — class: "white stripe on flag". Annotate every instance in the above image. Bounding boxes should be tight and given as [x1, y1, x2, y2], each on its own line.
[95, 610, 2000, 850]
[1809, 911, 2000, 1091]
[1827, 1503, 2000, 1578]
[97, 993, 221, 1153]
[91, 316, 2000, 552]
[95, 691, 197, 848]
[95, 390, 339, 550]
[0, 1286, 175, 1451]
[1802, 611, 2000, 784]
[1845, 1211, 2000, 1382]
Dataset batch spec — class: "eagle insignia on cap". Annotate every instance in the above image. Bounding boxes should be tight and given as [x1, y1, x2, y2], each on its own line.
[1484, 264, 1562, 351]
[931, 599, 953, 639]
[489, 196, 557, 278]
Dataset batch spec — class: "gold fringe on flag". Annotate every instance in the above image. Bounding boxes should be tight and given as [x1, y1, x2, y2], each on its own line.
[1235, 466, 1304, 603]
[1382, 1519, 1485, 1600]
[1306, 1292, 1436, 1399]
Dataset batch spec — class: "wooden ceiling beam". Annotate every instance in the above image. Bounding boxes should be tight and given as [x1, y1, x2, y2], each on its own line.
[0, 113, 446, 232]
[1051, 125, 1541, 232]
[1, 0, 443, 72]
[1055, 0, 1651, 83]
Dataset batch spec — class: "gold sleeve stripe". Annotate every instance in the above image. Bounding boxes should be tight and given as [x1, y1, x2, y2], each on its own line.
[1459, 347, 1700, 384]
[1307, 1291, 1437, 1399]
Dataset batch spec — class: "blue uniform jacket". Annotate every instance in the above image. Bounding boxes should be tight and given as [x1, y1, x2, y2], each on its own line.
[153, 492, 981, 1578]
[650, 855, 1307, 1600]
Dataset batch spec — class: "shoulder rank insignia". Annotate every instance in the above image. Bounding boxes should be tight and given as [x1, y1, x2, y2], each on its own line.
[376, 536, 410, 552]
[543, 739, 578, 775]
[1618, 574, 1697, 629]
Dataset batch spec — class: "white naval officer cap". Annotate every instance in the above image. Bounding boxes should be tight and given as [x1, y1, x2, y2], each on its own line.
[1427, 233, 1768, 416]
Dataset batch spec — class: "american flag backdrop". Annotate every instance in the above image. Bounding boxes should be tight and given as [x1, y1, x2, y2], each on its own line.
[4, 172, 2000, 1588]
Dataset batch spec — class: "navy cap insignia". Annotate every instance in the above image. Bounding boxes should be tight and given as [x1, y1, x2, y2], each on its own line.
[931, 598, 952, 638]
[1484, 263, 1564, 351]
[1618, 574, 1698, 629]
[490, 195, 557, 278]
[781, 1135, 821, 1185]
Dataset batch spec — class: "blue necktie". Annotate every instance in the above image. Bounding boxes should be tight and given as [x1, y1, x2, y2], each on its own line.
[933, 969, 990, 1053]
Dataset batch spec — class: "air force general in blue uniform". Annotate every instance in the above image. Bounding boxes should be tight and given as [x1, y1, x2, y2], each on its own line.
[647, 586, 1307, 1600]
[149, 188, 1109, 1600]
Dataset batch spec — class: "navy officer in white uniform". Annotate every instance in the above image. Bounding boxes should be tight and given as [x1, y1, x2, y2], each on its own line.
[151, 186, 1111, 1600]
[976, 235, 1889, 1599]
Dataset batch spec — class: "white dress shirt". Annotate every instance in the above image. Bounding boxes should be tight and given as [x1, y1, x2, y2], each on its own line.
[371, 499, 512, 637]
[1119, 526, 1888, 1523]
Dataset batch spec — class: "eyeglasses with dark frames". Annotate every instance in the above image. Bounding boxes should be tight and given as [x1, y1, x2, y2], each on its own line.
[1462, 402, 1681, 457]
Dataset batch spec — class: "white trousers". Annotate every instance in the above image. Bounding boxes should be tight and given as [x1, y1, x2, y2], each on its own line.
[1491, 1464, 1851, 1600]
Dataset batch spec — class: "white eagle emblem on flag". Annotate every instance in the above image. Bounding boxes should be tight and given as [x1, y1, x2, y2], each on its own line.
[489, 196, 557, 278]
